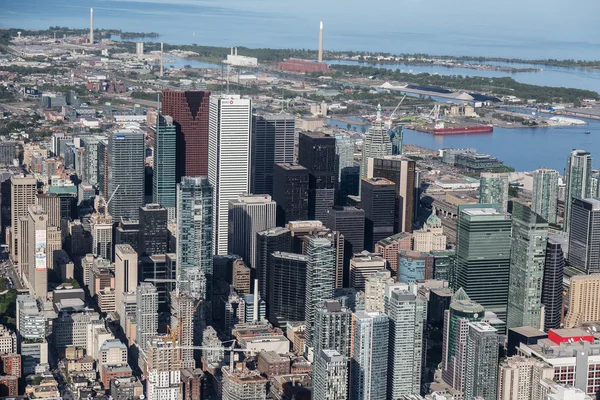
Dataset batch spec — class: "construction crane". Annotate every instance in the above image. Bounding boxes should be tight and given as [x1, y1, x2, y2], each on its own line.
[385, 94, 407, 130]
[165, 297, 203, 343]
[103, 184, 120, 217]
[174, 343, 254, 370]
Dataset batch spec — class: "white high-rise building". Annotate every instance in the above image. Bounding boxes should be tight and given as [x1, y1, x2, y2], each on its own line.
[208, 94, 252, 255]
[114, 244, 138, 317]
[136, 283, 158, 353]
[228, 194, 276, 269]
[146, 336, 181, 400]
[313, 349, 348, 400]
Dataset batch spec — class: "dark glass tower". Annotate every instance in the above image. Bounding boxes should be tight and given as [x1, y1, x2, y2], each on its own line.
[272, 163, 309, 226]
[298, 132, 337, 223]
[326, 205, 365, 286]
[138, 204, 168, 256]
[251, 114, 295, 195]
[542, 238, 565, 331]
[373, 156, 416, 233]
[361, 177, 396, 251]
[161, 90, 211, 180]
[568, 198, 600, 273]
[269, 251, 307, 324]
[256, 227, 292, 300]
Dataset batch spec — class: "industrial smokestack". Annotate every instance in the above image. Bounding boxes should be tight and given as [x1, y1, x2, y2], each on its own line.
[318, 21, 323, 63]
[159, 42, 164, 77]
[253, 279, 259, 322]
[89, 8, 94, 44]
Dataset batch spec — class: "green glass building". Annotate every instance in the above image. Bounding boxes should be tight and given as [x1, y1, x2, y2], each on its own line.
[455, 203, 512, 332]
[152, 114, 177, 219]
[507, 202, 548, 330]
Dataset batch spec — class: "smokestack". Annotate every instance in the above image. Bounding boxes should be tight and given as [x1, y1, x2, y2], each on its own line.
[253, 279, 259, 322]
[89, 8, 94, 44]
[159, 42, 164, 77]
[318, 21, 323, 63]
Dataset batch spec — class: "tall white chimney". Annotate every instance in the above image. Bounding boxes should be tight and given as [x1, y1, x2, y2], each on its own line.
[89, 8, 94, 44]
[318, 21, 323, 63]
[159, 42, 164, 77]
[253, 279, 259, 322]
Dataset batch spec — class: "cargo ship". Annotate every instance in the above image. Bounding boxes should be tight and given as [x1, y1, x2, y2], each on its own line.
[417, 121, 493, 135]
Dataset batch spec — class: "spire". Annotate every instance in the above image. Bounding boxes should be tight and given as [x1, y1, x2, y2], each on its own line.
[376, 103, 382, 122]
[426, 206, 442, 228]
[453, 287, 470, 302]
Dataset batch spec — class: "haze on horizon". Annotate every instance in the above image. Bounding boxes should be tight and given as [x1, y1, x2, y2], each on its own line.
[2, 0, 600, 59]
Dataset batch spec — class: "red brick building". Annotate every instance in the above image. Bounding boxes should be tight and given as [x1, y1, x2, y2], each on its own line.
[100, 364, 132, 388]
[0, 353, 21, 378]
[0, 375, 18, 396]
[257, 351, 290, 378]
[161, 90, 211, 179]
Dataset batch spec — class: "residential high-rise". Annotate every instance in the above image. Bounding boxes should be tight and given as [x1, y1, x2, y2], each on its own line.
[256, 227, 292, 300]
[542, 238, 565, 331]
[228, 194, 276, 269]
[208, 94, 252, 255]
[251, 114, 295, 195]
[139, 204, 168, 256]
[114, 244, 138, 317]
[413, 207, 446, 252]
[497, 356, 554, 400]
[298, 132, 337, 223]
[16, 295, 48, 375]
[326, 205, 365, 285]
[456, 204, 512, 330]
[349, 251, 386, 291]
[372, 156, 416, 233]
[479, 172, 509, 211]
[145, 336, 182, 400]
[169, 291, 197, 369]
[507, 202, 548, 330]
[136, 283, 158, 353]
[464, 322, 499, 400]
[107, 129, 145, 220]
[304, 235, 336, 349]
[272, 163, 309, 225]
[20, 206, 47, 299]
[161, 90, 211, 179]
[361, 177, 396, 251]
[314, 300, 352, 358]
[532, 168, 559, 225]
[152, 114, 177, 217]
[10, 175, 36, 262]
[364, 270, 394, 312]
[360, 105, 392, 180]
[176, 176, 213, 300]
[568, 198, 600, 273]
[313, 349, 348, 400]
[351, 311, 389, 400]
[384, 284, 427, 397]
[564, 150, 592, 234]
[441, 288, 485, 396]
[564, 274, 600, 327]
[268, 252, 307, 324]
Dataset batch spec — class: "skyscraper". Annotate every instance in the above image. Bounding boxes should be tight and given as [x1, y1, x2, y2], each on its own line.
[564, 274, 600, 327]
[145, 336, 182, 400]
[313, 349, 348, 400]
[208, 94, 252, 255]
[20, 206, 47, 300]
[176, 177, 213, 300]
[10, 175, 36, 262]
[335, 135, 355, 184]
[441, 288, 485, 395]
[161, 90, 211, 179]
[361, 177, 396, 251]
[360, 105, 392, 180]
[372, 156, 416, 233]
[456, 204, 512, 330]
[114, 244, 138, 317]
[568, 198, 600, 273]
[272, 163, 309, 225]
[351, 310, 389, 400]
[139, 204, 168, 256]
[564, 150, 592, 233]
[107, 129, 145, 220]
[364, 270, 394, 312]
[256, 227, 292, 300]
[464, 322, 498, 400]
[152, 115, 177, 218]
[507, 202, 548, 330]
[298, 132, 337, 223]
[384, 285, 427, 397]
[227, 194, 276, 269]
[542, 238, 565, 331]
[313, 300, 352, 358]
[251, 114, 295, 195]
[497, 356, 554, 400]
[268, 252, 307, 324]
[479, 172, 509, 211]
[136, 283, 158, 353]
[304, 235, 336, 349]
[532, 168, 559, 225]
[326, 206, 365, 262]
